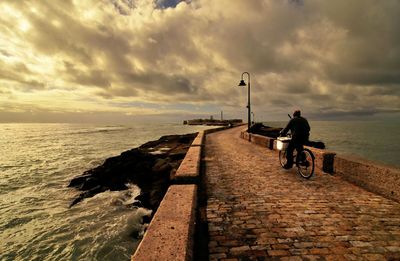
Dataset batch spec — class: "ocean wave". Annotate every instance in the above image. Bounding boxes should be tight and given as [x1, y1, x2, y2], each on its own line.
[0, 165, 25, 169]
[1, 216, 34, 230]
[68, 126, 131, 136]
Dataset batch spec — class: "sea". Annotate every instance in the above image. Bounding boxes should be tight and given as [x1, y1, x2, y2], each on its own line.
[0, 123, 211, 261]
[1, 121, 399, 261]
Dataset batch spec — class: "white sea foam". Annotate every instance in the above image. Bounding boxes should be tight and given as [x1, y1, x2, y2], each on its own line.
[148, 147, 171, 155]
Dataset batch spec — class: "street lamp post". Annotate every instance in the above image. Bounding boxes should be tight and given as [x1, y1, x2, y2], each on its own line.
[238, 72, 251, 131]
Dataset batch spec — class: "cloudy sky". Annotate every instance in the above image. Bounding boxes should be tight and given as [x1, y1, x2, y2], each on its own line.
[1, 0, 399, 123]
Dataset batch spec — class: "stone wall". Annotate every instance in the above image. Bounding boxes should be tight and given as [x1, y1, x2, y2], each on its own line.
[334, 155, 400, 202]
[132, 125, 236, 260]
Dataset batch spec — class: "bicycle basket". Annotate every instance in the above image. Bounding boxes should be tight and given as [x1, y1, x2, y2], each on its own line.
[276, 137, 291, 150]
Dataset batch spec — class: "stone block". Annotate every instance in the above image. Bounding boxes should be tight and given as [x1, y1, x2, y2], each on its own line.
[322, 152, 335, 173]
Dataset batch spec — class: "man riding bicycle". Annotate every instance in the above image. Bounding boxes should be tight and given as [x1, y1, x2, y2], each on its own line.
[279, 110, 310, 169]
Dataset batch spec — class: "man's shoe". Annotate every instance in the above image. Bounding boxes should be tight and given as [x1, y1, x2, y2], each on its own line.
[283, 164, 292, 169]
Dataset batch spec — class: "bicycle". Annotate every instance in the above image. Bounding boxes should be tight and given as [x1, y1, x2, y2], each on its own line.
[277, 135, 315, 179]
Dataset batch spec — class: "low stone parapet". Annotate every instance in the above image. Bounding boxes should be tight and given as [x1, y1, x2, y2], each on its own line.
[132, 185, 197, 261]
[172, 128, 232, 184]
[241, 131, 335, 174]
[191, 131, 204, 147]
[250, 133, 275, 149]
[204, 126, 231, 135]
[334, 155, 400, 202]
[172, 145, 201, 184]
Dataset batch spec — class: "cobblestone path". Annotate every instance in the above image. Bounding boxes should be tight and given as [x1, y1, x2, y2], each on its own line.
[204, 127, 400, 261]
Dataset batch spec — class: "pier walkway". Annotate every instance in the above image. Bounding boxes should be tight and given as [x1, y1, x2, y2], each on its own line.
[204, 127, 400, 260]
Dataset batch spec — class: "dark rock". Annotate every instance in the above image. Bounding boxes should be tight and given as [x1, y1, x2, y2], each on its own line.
[248, 123, 282, 138]
[68, 174, 92, 188]
[178, 135, 193, 144]
[80, 177, 99, 191]
[152, 158, 172, 173]
[142, 215, 151, 224]
[130, 201, 144, 208]
[68, 133, 197, 212]
[169, 151, 187, 160]
[130, 230, 140, 238]
[134, 192, 151, 209]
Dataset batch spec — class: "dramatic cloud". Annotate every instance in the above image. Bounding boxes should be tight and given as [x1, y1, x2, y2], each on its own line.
[0, 0, 399, 122]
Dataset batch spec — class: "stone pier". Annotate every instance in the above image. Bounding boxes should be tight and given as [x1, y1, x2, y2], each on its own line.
[204, 127, 400, 260]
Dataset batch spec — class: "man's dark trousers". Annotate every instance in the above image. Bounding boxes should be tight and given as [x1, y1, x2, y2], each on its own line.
[285, 139, 306, 167]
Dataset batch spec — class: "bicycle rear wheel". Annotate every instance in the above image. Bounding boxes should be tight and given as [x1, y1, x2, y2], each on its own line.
[297, 148, 315, 179]
[279, 150, 287, 167]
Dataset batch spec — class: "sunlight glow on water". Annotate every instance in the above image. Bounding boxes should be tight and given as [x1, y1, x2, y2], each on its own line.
[0, 123, 212, 261]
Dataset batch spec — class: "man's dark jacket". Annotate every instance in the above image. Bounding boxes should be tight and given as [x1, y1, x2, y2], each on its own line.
[281, 116, 310, 142]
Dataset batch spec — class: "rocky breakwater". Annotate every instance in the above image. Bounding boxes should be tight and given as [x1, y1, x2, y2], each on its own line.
[68, 133, 197, 214]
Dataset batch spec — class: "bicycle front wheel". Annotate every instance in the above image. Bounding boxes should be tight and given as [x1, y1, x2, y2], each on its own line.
[297, 148, 315, 179]
[279, 150, 287, 168]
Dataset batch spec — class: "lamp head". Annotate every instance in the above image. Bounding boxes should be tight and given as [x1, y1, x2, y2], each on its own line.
[238, 79, 246, 86]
